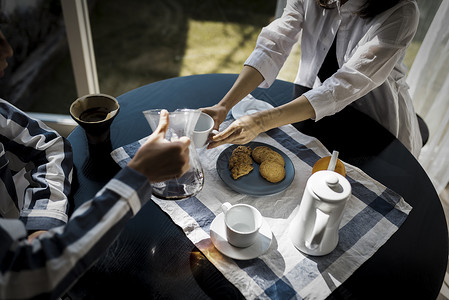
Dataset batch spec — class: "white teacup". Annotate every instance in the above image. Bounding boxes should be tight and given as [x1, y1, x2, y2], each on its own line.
[193, 112, 214, 148]
[221, 202, 263, 248]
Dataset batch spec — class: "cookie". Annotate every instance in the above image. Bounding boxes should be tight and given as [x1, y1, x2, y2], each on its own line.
[252, 146, 272, 163]
[261, 150, 285, 167]
[259, 160, 285, 183]
[231, 163, 254, 180]
[232, 145, 252, 156]
[228, 152, 253, 169]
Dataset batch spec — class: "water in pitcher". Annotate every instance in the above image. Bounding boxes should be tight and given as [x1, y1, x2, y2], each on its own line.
[143, 108, 205, 200]
[151, 168, 204, 200]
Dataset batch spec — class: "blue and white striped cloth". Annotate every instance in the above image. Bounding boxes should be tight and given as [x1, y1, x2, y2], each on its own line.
[0, 99, 73, 231]
[112, 119, 412, 299]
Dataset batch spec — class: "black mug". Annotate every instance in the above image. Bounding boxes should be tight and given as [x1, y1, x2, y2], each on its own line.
[70, 94, 121, 182]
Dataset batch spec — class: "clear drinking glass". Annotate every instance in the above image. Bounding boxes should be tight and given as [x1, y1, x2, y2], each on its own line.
[143, 109, 204, 200]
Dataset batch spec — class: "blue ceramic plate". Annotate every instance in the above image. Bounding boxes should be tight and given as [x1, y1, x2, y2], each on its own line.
[216, 142, 295, 196]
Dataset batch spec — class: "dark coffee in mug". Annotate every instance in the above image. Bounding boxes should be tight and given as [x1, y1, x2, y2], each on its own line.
[79, 107, 110, 122]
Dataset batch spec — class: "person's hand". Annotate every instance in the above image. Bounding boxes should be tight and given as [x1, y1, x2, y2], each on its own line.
[201, 104, 228, 131]
[27, 230, 47, 242]
[128, 110, 190, 182]
[208, 114, 264, 149]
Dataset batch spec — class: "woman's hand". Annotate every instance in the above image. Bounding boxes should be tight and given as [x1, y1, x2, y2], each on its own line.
[201, 104, 228, 131]
[207, 95, 316, 149]
[207, 114, 264, 148]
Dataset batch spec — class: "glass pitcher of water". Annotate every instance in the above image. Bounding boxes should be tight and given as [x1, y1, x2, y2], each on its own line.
[143, 109, 204, 200]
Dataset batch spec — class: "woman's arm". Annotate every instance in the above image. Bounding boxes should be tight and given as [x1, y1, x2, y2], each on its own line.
[201, 66, 264, 131]
[201, 1, 305, 130]
[306, 1, 419, 121]
[208, 94, 315, 148]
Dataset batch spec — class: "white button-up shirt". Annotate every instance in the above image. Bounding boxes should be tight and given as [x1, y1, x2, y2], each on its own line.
[245, 0, 422, 157]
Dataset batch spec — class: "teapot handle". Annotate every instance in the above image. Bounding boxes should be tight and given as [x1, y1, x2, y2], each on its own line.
[305, 209, 330, 250]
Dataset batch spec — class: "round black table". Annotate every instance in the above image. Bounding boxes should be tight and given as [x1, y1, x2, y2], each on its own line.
[67, 74, 448, 300]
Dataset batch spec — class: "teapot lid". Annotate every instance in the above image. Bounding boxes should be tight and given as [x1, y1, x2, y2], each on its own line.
[308, 170, 351, 202]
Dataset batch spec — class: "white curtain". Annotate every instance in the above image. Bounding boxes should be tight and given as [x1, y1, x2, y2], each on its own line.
[407, 0, 449, 194]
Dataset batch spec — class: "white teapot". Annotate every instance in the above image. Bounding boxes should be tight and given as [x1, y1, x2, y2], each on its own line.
[289, 170, 351, 256]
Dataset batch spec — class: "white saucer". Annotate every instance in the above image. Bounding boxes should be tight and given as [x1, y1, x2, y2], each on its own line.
[231, 95, 274, 120]
[210, 213, 272, 260]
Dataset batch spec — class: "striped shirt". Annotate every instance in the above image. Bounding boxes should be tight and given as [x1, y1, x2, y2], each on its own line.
[0, 166, 151, 299]
[0, 99, 73, 231]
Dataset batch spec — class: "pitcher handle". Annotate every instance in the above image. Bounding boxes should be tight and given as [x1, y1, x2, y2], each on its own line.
[305, 209, 330, 250]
